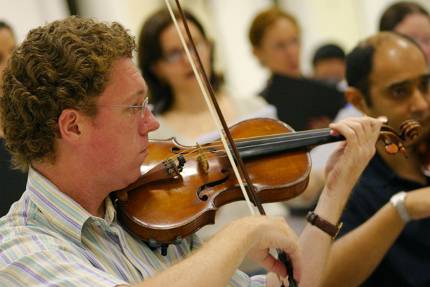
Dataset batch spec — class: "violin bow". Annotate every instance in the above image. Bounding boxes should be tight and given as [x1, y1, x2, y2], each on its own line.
[164, 1, 298, 286]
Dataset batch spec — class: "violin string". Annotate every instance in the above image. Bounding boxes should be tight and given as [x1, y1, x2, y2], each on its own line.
[191, 121, 394, 151]
[195, 121, 403, 152]
[194, 129, 333, 151]
[160, 122, 397, 158]
[155, 121, 401, 174]
[157, 128, 334, 164]
[162, 123, 404, 164]
[162, 133, 331, 166]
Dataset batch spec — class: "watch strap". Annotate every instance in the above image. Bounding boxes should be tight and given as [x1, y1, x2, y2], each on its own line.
[306, 211, 342, 239]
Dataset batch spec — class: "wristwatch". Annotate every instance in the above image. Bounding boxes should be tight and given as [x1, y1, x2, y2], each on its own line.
[306, 211, 343, 239]
[390, 191, 411, 224]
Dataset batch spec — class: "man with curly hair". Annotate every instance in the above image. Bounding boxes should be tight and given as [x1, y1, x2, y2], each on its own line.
[0, 16, 383, 287]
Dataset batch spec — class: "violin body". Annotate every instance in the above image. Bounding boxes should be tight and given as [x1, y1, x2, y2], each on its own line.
[113, 118, 310, 244]
[112, 117, 420, 245]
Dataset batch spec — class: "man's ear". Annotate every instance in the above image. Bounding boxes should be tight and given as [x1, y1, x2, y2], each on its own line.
[57, 109, 82, 141]
[345, 87, 369, 114]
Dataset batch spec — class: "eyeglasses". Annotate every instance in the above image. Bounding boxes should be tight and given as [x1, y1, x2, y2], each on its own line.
[266, 38, 300, 53]
[96, 96, 150, 118]
[162, 41, 208, 64]
[384, 73, 430, 100]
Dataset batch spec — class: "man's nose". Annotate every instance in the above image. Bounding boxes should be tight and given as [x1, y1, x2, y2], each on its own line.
[139, 109, 160, 135]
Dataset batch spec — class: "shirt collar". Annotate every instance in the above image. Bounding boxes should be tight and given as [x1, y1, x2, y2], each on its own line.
[27, 167, 117, 243]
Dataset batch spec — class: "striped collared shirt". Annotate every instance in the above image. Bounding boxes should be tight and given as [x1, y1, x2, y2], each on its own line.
[0, 168, 266, 286]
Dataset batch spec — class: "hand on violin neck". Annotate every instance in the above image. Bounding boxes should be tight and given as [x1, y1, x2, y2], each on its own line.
[315, 117, 384, 220]
[324, 117, 384, 193]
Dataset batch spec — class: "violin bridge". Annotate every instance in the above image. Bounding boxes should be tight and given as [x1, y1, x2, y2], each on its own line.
[196, 143, 209, 174]
[164, 158, 181, 178]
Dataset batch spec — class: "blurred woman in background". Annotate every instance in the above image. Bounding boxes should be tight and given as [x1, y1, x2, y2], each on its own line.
[379, 1, 430, 64]
[249, 7, 345, 132]
[138, 9, 276, 144]
[248, 7, 347, 210]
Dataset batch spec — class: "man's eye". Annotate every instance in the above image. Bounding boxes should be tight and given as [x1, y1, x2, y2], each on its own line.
[390, 85, 410, 99]
[132, 106, 142, 113]
[125, 105, 138, 114]
[164, 50, 182, 62]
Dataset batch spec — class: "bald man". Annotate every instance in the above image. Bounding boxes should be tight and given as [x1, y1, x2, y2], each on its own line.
[322, 32, 430, 287]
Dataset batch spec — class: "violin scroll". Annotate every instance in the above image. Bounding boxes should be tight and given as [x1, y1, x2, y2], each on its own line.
[379, 119, 421, 156]
[400, 119, 421, 141]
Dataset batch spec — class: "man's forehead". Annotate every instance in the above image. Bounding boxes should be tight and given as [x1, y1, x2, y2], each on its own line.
[371, 38, 427, 82]
[127, 89, 147, 101]
[99, 58, 147, 103]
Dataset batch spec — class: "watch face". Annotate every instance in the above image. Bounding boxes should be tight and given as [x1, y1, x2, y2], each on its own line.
[390, 192, 410, 223]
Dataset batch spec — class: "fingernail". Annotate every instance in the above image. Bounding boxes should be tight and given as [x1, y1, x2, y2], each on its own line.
[378, 116, 388, 123]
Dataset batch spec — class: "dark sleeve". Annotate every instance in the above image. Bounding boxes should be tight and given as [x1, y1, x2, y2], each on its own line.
[0, 140, 27, 216]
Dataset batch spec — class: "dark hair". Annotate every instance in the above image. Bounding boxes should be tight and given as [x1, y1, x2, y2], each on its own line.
[137, 9, 222, 115]
[248, 7, 299, 48]
[345, 43, 375, 105]
[0, 16, 135, 171]
[312, 43, 345, 67]
[346, 32, 425, 106]
[0, 21, 13, 34]
[379, 1, 429, 31]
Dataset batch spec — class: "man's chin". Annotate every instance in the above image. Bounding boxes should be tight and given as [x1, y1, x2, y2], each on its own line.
[130, 168, 143, 183]
[116, 169, 142, 190]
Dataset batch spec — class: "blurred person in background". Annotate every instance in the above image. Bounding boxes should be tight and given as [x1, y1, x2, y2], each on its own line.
[0, 20, 26, 217]
[139, 9, 277, 143]
[0, 21, 15, 87]
[249, 8, 348, 214]
[311, 43, 346, 90]
[249, 7, 346, 131]
[380, 1, 430, 65]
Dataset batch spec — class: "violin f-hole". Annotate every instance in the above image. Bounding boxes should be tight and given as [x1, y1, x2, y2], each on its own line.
[197, 175, 230, 201]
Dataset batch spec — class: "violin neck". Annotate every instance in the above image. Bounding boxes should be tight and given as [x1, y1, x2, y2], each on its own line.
[236, 128, 344, 159]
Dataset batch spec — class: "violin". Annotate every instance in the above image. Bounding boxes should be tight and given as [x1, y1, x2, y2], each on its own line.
[112, 117, 420, 247]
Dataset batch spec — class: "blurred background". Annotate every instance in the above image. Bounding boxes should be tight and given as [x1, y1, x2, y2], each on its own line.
[2, 0, 429, 99]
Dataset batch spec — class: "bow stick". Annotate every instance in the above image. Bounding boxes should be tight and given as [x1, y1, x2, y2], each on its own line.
[164, 1, 298, 286]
